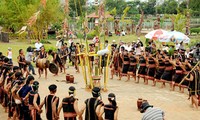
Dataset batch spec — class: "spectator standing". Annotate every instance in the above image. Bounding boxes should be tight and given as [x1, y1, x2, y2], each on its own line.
[56, 36, 64, 54]
[35, 39, 43, 57]
[7, 47, 13, 65]
[179, 41, 185, 50]
[175, 41, 180, 50]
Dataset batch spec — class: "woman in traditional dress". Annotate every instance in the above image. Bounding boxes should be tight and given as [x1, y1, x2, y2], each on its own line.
[121, 50, 129, 79]
[145, 54, 156, 85]
[181, 58, 192, 93]
[117, 47, 124, 80]
[110, 48, 119, 79]
[154, 54, 165, 86]
[28, 81, 42, 120]
[185, 65, 199, 109]
[127, 51, 137, 82]
[172, 57, 186, 91]
[136, 51, 147, 83]
[160, 55, 175, 89]
[100, 93, 119, 120]
[17, 49, 28, 76]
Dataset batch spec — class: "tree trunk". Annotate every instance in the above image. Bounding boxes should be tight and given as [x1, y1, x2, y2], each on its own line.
[136, 8, 144, 37]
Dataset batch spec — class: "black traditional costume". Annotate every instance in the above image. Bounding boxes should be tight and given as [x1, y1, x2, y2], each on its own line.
[138, 56, 146, 78]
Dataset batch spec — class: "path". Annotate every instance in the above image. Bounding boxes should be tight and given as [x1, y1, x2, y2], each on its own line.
[0, 67, 199, 120]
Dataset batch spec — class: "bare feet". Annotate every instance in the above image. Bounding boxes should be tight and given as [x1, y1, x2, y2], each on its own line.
[125, 80, 130, 82]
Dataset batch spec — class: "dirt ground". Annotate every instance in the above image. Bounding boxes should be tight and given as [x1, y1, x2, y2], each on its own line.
[0, 66, 200, 120]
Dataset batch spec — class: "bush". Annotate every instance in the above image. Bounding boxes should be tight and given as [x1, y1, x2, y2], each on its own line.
[190, 28, 200, 34]
[48, 34, 56, 39]
[45, 46, 57, 53]
[188, 39, 200, 48]
[77, 33, 84, 39]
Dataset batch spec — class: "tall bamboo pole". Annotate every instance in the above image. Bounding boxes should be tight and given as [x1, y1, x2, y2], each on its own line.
[179, 61, 200, 85]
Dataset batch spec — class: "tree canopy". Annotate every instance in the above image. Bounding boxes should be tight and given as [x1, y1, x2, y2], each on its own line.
[0, 0, 199, 34]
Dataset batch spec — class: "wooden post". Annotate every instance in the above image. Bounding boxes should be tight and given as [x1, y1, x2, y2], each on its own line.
[77, 46, 88, 87]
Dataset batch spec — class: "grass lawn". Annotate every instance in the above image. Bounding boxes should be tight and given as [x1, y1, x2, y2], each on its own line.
[0, 34, 199, 62]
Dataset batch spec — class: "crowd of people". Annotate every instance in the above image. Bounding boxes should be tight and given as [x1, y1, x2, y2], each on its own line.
[0, 67, 118, 120]
[109, 38, 200, 109]
[0, 36, 199, 119]
[0, 37, 120, 120]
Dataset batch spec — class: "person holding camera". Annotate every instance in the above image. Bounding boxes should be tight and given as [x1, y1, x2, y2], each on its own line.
[140, 101, 165, 120]
[26, 46, 36, 75]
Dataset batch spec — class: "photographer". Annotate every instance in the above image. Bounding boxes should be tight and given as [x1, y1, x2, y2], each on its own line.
[140, 101, 165, 120]
[25, 46, 36, 75]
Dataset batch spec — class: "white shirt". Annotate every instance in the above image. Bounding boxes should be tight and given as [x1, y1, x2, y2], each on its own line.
[121, 31, 126, 36]
[136, 47, 142, 55]
[25, 52, 33, 62]
[7, 51, 12, 59]
[175, 44, 180, 50]
[35, 42, 43, 51]
[56, 41, 62, 49]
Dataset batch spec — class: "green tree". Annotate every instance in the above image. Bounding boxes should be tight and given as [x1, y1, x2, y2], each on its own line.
[33, 0, 65, 39]
[69, 0, 85, 17]
[105, 0, 127, 16]
[126, 1, 140, 16]
[155, 0, 178, 14]
[189, 0, 200, 16]
[0, 0, 40, 32]
[141, 0, 156, 14]
[109, 7, 117, 16]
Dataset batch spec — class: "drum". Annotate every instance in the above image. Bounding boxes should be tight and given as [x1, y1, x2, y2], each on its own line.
[36, 58, 50, 69]
[49, 63, 58, 74]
